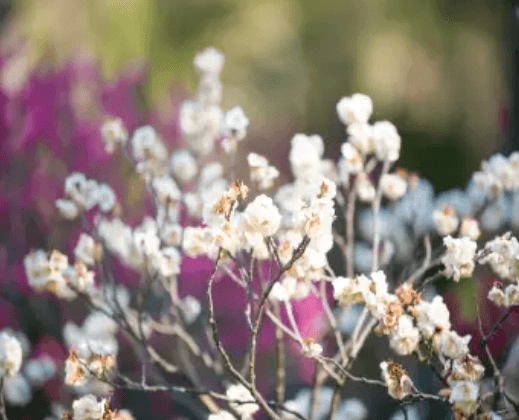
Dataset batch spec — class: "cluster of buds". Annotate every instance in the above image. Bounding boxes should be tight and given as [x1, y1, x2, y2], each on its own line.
[65, 349, 115, 387]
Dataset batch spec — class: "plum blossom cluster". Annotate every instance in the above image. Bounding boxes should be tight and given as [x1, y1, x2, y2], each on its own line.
[56, 173, 117, 220]
[14, 46, 519, 420]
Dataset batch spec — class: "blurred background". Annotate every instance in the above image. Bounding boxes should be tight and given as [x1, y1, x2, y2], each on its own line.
[0, 0, 514, 190]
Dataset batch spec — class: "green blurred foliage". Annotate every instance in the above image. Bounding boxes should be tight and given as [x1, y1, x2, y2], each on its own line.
[7, 0, 512, 190]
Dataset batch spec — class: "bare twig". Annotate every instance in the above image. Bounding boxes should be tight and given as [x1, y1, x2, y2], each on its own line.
[0, 378, 7, 420]
[274, 302, 286, 414]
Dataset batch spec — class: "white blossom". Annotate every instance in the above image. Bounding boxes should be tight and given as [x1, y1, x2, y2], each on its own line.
[171, 149, 198, 182]
[449, 381, 479, 416]
[64, 173, 98, 210]
[224, 106, 249, 141]
[347, 123, 374, 155]
[380, 361, 414, 400]
[380, 173, 407, 201]
[437, 330, 471, 360]
[180, 296, 202, 325]
[74, 234, 97, 266]
[96, 183, 116, 213]
[336, 94, 373, 125]
[152, 176, 182, 205]
[248, 153, 280, 190]
[488, 285, 507, 307]
[355, 172, 376, 202]
[132, 125, 158, 160]
[72, 394, 108, 420]
[98, 218, 133, 262]
[433, 205, 459, 236]
[243, 195, 281, 237]
[289, 134, 324, 182]
[441, 236, 477, 281]
[389, 315, 420, 355]
[372, 121, 401, 163]
[301, 340, 323, 358]
[197, 73, 223, 105]
[340, 143, 364, 174]
[194, 47, 225, 74]
[182, 226, 215, 258]
[478, 232, 519, 281]
[415, 296, 451, 338]
[101, 117, 128, 154]
[226, 383, 259, 419]
[0, 332, 23, 378]
[154, 247, 181, 277]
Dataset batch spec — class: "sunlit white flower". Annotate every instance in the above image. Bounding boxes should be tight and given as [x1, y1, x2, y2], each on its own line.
[355, 172, 375, 202]
[447, 355, 484, 383]
[65, 174, 99, 210]
[182, 226, 215, 258]
[98, 218, 133, 262]
[248, 153, 280, 190]
[243, 195, 281, 237]
[154, 247, 181, 277]
[132, 125, 158, 160]
[194, 47, 225, 74]
[380, 173, 407, 201]
[389, 315, 420, 355]
[437, 330, 471, 361]
[24, 250, 51, 289]
[101, 118, 128, 154]
[433, 205, 459, 236]
[441, 236, 477, 281]
[65, 351, 87, 387]
[224, 106, 249, 141]
[72, 394, 108, 420]
[478, 232, 519, 281]
[289, 134, 324, 181]
[336, 94, 373, 125]
[415, 295, 451, 339]
[372, 121, 401, 163]
[96, 183, 116, 213]
[197, 73, 223, 105]
[347, 123, 374, 155]
[340, 142, 364, 174]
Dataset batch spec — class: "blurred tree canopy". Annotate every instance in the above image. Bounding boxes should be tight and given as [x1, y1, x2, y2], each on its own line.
[5, 0, 512, 190]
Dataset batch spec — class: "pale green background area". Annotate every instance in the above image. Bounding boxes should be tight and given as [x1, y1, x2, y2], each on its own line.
[5, 0, 511, 190]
